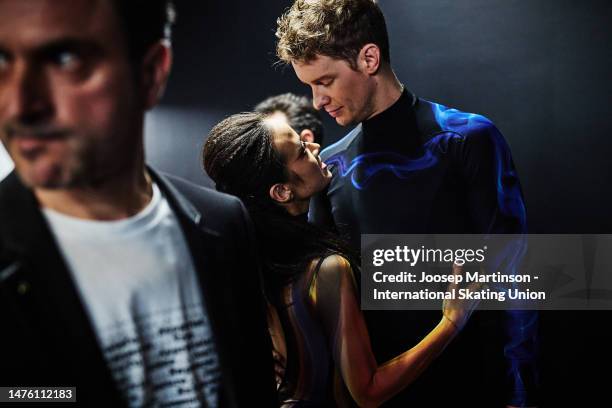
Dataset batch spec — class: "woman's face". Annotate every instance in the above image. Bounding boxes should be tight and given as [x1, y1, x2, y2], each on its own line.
[267, 117, 332, 201]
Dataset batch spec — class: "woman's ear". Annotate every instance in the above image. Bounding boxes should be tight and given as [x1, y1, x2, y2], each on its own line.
[300, 129, 315, 143]
[269, 183, 293, 203]
[141, 41, 173, 110]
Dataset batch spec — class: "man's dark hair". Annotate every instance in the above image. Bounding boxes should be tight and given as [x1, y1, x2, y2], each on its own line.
[254, 93, 324, 145]
[111, 0, 177, 61]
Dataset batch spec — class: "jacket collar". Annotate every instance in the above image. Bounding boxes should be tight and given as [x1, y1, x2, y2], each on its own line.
[148, 167, 202, 226]
[148, 169, 239, 406]
[0, 168, 211, 255]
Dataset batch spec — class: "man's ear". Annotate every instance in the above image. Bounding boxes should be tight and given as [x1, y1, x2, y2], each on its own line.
[359, 43, 381, 75]
[141, 41, 173, 110]
[269, 183, 293, 203]
[300, 129, 315, 143]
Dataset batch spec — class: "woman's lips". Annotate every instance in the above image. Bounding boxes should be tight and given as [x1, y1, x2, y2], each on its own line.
[317, 155, 330, 174]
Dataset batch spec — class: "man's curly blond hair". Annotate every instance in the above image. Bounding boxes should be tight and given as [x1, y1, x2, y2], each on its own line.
[275, 0, 390, 68]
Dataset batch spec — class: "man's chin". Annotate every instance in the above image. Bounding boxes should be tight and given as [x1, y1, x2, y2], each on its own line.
[335, 114, 355, 127]
[15, 162, 67, 190]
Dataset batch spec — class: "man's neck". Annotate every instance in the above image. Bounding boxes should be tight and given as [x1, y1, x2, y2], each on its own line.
[35, 164, 153, 221]
[365, 68, 404, 121]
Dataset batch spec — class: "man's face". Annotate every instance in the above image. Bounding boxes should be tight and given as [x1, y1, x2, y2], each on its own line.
[0, 0, 142, 189]
[292, 54, 376, 127]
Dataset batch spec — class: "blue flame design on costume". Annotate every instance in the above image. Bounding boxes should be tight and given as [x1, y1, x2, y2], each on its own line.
[487, 234, 538, 405]
[432, 99, 535, 404]
[324, 101, 536, 404]
[433, 103, 528, 230]
[433, 101, 534, 404]
[325, 132, 462, 190]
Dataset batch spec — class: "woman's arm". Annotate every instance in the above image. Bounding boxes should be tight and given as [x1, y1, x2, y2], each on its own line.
[310, 255, 464, 408]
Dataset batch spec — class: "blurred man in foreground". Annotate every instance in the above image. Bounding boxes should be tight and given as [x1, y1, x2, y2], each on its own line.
[0, 1, 275, 406]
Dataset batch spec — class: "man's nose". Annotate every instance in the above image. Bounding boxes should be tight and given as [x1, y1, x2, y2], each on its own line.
[312, 88, 330, 111]
[1, 62, 53, 126]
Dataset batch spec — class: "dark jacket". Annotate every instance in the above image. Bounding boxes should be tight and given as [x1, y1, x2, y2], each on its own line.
[0, 169, 277, 407]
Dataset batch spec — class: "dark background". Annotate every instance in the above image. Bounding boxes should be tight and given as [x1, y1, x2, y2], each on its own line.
[145, 0, 612, 405]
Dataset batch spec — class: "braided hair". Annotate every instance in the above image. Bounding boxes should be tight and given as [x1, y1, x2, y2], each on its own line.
[203, 112, 355, 304]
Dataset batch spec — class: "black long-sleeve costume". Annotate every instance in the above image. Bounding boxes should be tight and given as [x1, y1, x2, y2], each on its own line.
[310, 90, 538, 407]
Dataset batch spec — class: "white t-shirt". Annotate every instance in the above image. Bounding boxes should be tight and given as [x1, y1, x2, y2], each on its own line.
[43, 183, 219, 408]
[0, 143, 13, 181]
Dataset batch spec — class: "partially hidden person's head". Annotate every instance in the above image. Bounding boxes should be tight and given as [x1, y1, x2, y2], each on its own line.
[276, 0, 392, 127]
[254, 92, 324, 145]
[0, 0, 175, 190]
[203, 112, 331, 215]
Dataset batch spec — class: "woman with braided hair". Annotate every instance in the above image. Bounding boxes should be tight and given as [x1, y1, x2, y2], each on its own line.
[202, 112, 478, 408]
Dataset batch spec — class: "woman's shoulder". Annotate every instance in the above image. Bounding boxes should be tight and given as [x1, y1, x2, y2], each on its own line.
[305, 253, 360, 316]
[319, 253, 353, 274]
[308, 253, 357, 293]
[304, 253, 353, 278]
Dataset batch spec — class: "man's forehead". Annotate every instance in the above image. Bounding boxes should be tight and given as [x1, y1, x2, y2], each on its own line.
[292, 55, 331, 71]
[0, 0, 118, 47]
[291, 55, 345, 81]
